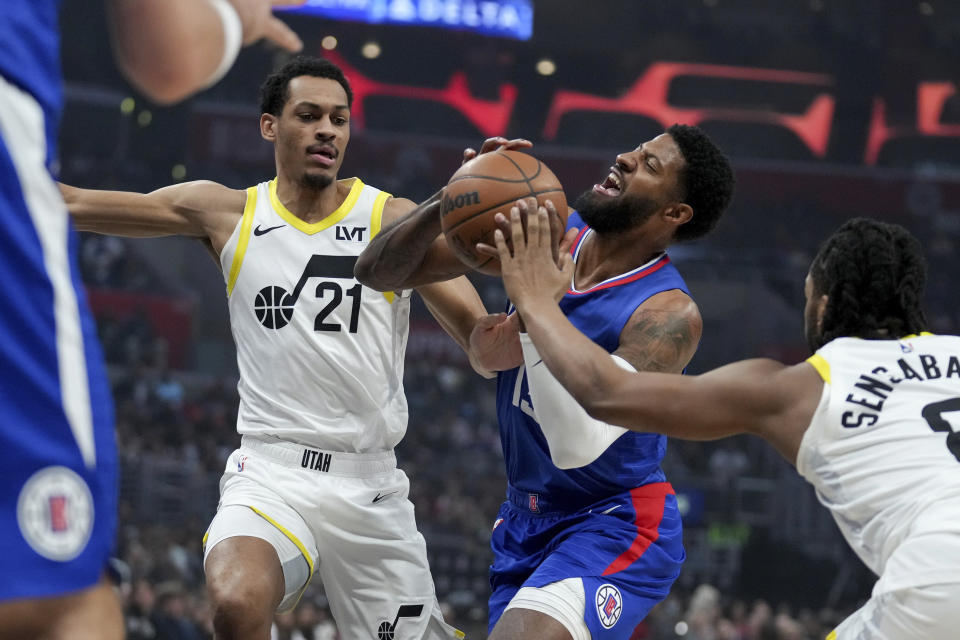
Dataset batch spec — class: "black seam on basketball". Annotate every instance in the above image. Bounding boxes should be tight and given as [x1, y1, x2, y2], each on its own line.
[443, 188, 566, 234]
[447, 173, 532, 185]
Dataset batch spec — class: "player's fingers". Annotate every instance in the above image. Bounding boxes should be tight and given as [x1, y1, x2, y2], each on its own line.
[526, 204, 542, 248]
[509, 206, 525, 250]
[462, 148, 477, 164]
[558, 227, 578, 257]
[536, 207, 551, 249]
[500, 138, 532, 150]
[270, 0, 307, 6]
[475, 242, 498, 259]
[479, 137, 508, 154]
[493, 229, 511, 261]
[260, 16, 303, 51]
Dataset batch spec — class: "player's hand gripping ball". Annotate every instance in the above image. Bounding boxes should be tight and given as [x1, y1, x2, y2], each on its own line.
[441, 150, 567, 275]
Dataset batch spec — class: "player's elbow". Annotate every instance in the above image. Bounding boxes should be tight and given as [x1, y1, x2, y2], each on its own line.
[353, 253, 395, 292]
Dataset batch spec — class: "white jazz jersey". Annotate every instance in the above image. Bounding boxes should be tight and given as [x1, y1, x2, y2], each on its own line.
[219, 178, 410, 453]
[798, 334, 960, 594]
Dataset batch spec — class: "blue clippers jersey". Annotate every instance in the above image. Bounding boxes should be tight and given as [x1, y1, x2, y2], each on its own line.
[496, 211, 691, 511]
[1, 0, 63, 166]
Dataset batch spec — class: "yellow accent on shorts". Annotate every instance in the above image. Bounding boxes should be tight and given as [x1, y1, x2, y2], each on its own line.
[903, 332, 935, 339]
[807, 353, 831, 384]
[226, 186, 257, 296]
[369, 189, 395, 304]
[269, 177, 362, 234]
[826, 630, 837, 640]
[247, 505, 315, 580]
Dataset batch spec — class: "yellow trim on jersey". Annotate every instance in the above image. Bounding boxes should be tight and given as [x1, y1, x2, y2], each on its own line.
[903, 332, 935, 339]
[248, 505, 314, 609]
[269, 177, 363, 235]
[202, 530, 209, 550]
[226, 186, 258, 297]
[453, 629, 465, 639]
[807, 353, 831, 384]
[826, 630, 837, 640]
[369, 189, 396, 304]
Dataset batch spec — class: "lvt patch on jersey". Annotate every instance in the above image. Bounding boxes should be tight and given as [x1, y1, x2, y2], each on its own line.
[17, 466, 94, 561]
[595, 583, 623, 629]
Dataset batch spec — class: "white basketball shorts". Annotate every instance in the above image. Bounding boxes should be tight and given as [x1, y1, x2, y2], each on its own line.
[203, 435, 463, 639]
[830, 582, 960, 639]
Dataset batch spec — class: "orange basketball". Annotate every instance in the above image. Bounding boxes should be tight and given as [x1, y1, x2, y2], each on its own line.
[440, 150, 567, 275]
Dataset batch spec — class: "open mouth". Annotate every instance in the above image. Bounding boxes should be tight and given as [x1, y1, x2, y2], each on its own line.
[593, 167, 622, 197]
[307, 145, 338, 167]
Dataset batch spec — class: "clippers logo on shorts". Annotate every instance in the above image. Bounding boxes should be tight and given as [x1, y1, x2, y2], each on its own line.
[595, 584, 623, 629]
[253, 254, 362, 332]
[16, 466, 94, 561]
[302, 448, 332, 472]
[528, 493, 540, 512]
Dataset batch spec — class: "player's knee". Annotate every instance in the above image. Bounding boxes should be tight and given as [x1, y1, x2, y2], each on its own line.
[206, 560, 281, 633]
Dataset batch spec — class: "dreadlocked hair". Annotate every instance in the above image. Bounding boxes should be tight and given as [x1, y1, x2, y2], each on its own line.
[666, 124, 735, 242]
[811, 217, 928, 344]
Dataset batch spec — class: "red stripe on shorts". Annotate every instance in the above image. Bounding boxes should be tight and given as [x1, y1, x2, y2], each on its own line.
[601, 482, 674, 576]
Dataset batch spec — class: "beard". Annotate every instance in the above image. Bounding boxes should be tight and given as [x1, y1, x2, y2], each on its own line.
[573, 190, 661, 234]
[300, 171, 333, 190]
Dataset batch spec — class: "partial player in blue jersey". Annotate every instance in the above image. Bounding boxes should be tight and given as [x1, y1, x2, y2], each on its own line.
[0, 1, 301, 638]
[355, 126, 735, 639]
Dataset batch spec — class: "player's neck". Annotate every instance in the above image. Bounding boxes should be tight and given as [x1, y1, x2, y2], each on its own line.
[574, 229, 666, 289]
[273, 174, 346, 223]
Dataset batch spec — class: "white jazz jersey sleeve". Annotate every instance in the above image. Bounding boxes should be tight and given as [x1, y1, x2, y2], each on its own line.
[798, 334, 960, 593]
[219, 178, 411, 453]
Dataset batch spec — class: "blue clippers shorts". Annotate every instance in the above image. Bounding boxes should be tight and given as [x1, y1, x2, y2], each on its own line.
[489, 482, 684, 639]
[0, 78, 116, 601]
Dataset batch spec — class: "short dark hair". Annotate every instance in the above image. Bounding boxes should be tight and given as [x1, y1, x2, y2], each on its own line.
[666, 124, 735, 242]
[259, 56, 353, 116]
[811, 217, 928, 343]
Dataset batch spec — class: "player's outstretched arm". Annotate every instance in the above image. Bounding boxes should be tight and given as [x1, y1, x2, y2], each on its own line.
[354, 137, 533, 290]
[62, 181, 245, 254]
[498, 206, 822, 464]
[107, 0, 304, 104]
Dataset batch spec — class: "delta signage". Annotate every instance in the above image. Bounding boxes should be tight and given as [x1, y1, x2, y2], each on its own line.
[283, 0, 533, 41]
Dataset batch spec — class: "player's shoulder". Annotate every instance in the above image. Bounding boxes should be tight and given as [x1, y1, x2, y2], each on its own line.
[153, 180, 247, 214]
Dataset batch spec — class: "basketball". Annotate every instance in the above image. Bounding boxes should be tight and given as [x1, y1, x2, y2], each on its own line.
[440, 150, 567, 275]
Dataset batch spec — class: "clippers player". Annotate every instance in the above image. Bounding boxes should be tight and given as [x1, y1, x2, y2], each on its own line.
[63, 57, 521, 639]
[0, 1, 301, 638]
[501, 213, 960, 639]
[356, 126, 735, 638]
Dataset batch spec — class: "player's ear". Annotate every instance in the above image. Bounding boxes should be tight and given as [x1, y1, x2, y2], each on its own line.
[664, 203, 693, 227]
[260, 113, 278, 142]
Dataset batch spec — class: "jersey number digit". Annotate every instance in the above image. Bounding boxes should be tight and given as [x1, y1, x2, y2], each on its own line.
[921, 397, 960, 462]
[314, 282, 362, 333]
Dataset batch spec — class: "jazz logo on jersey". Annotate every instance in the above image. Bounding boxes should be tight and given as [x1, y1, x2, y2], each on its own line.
[254, 254, 363, 332]
[595, 584, 623, 629]
[16, 466, 94, 562]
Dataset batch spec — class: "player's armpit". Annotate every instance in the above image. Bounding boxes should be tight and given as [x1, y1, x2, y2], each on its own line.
[613, 290, 702, 374]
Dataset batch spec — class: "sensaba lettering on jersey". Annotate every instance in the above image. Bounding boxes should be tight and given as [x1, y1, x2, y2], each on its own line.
[841, 352, 960, 428]
[301, 449, 332, 472]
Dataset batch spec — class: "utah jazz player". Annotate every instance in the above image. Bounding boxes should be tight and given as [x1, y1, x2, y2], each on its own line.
[63, 56, 506, 640]
[1, 1, 302, 638]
